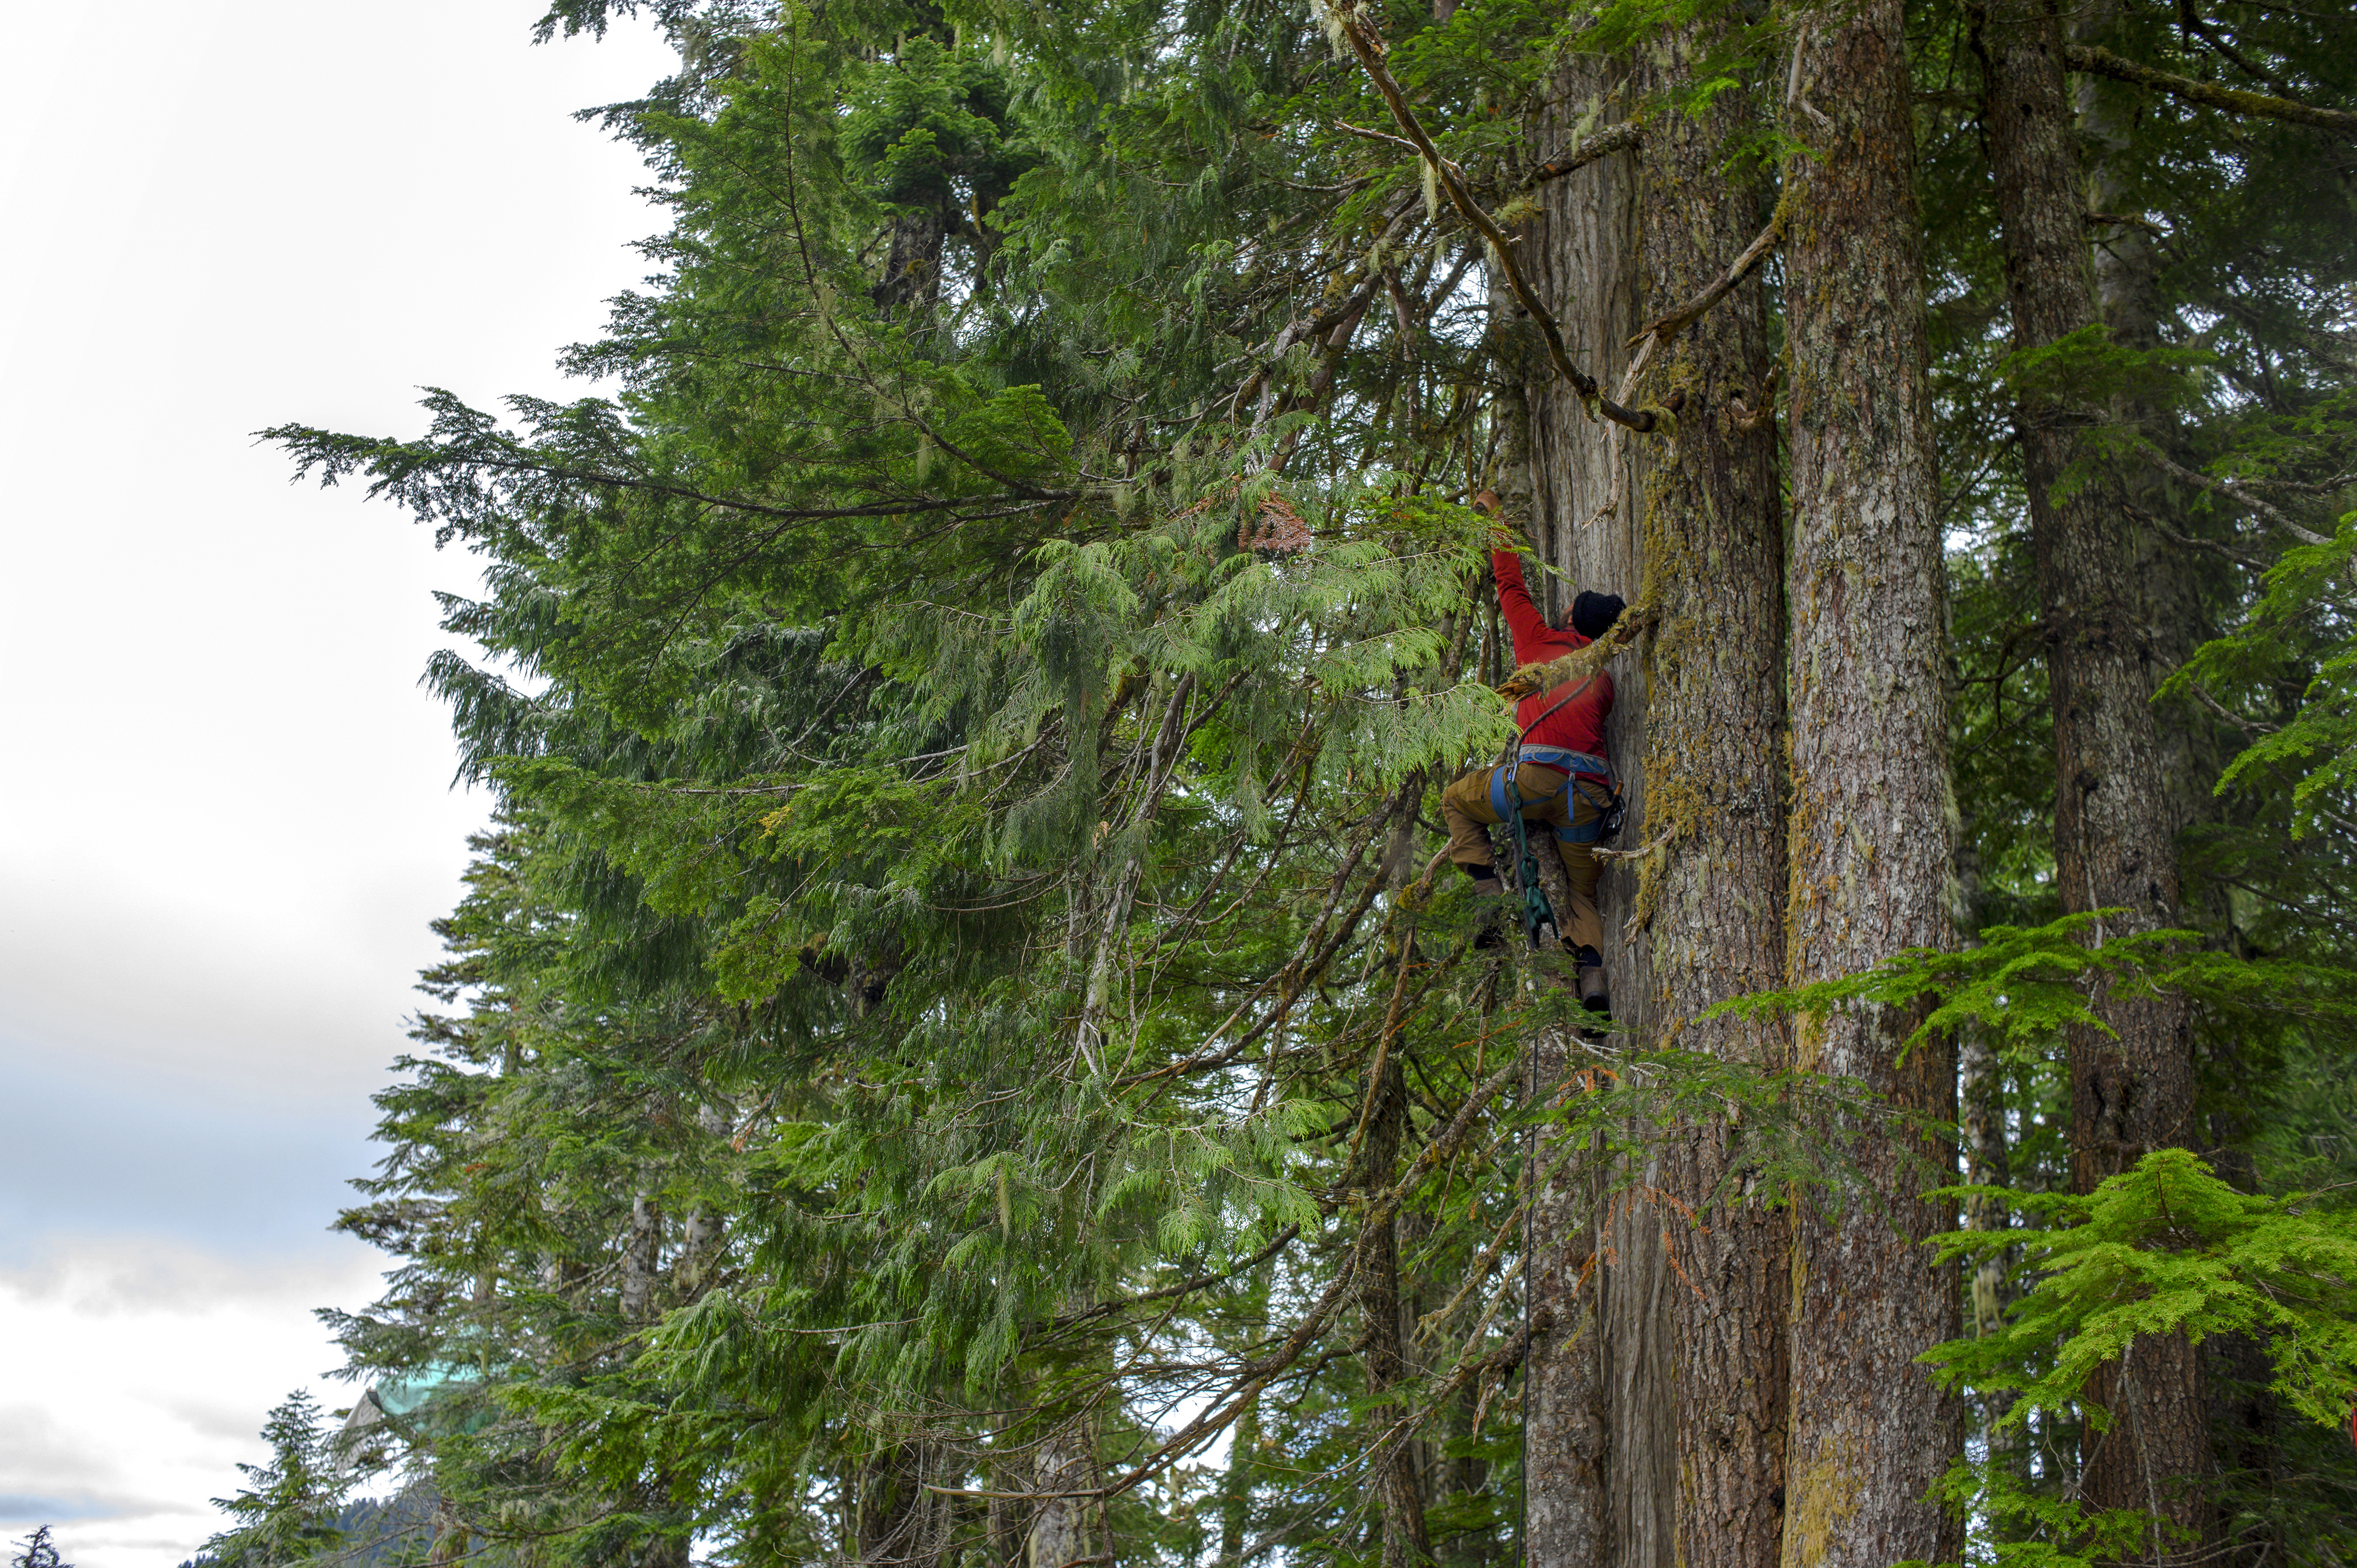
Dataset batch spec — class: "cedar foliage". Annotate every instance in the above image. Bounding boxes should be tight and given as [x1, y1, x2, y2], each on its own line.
[206, 0, 2357, 1563]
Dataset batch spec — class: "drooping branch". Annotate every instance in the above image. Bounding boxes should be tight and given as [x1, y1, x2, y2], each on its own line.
[2144, 445, 2332, 545]
[2064, 42, 2357, 135]
[1320, 1, 1661, 433]
[265, 425, 1075, 528]
[927, 1058, 1525, 1508]
[1093, 1058, 1522, 1501]
[1045, 1225, 1304, 1335]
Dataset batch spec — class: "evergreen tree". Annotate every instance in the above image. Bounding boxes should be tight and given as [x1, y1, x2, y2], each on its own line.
[206, 0, 2357, 1563]
[11, 1527, 69, 1568]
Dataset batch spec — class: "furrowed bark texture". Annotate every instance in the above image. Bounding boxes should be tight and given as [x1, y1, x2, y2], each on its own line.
[1632, 26, 1793, 1568]
[1520, 49, 1671, 1568]
[1778, 3, 1963, 1565]
[1981, 5, 2207, 1543]
[2072, 2, 2230, 845]
[1494, 335, 1612, 1568]
[1028, 1431, 1102, 1568]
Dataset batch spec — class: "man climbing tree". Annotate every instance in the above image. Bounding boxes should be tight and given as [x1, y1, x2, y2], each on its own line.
[217, 0, 2357, 1560]
[1439, 490, 1625, 1008]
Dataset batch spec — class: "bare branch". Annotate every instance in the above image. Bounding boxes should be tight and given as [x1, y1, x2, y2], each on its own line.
[1627, 216, 1784, 348]
[1523, 122, 1644, 185]
[2145, 446, 2333, 545]
[1319, 2, 1660, 433]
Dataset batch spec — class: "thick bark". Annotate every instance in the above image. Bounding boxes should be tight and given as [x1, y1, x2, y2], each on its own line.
[1980, 4, 2207, 1545]
[2072, 8, 2230, 836]
[1519, 50, 1668, 1568]
[1778, 4, 1964, 1566]
[1495, 353, 1612, 1568]
[1630, 26, 1793, 1568]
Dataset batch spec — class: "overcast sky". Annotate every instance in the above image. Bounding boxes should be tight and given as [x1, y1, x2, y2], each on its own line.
[0, 5, 674, 1561]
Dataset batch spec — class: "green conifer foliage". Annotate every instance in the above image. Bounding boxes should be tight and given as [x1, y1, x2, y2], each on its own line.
[222, 0, 2357, 1562]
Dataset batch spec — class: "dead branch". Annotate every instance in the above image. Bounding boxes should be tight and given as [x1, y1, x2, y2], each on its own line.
[1523, 122, 1644, 185]
[1321, 2, 1661, 433]
[1627, 216, 1784, 348]
[2145, 446, 2333, 546]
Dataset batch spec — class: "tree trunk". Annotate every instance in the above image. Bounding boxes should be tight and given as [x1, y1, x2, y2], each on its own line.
[1978, 5, 2207, 1547]
[1491, 361, 1615, 1568]
[1956, 819, 2021, 1474]
[856, 1445, 952, 1568]
[620, 1186, 661, 1323]
[1519, 48, 1667, 1568]
[1777, 4, 1964, 1565]
[1630, 23, 1793, 1568]
[1219, 1385, 1260, 1564]
[1028, 1427, 1103, 1568]
[1364, 1048, 1436, 1568]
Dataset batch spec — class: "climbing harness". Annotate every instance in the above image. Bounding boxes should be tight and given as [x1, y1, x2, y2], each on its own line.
[1511, 677, 1627, 838]
[1488, 650, 1627, 946]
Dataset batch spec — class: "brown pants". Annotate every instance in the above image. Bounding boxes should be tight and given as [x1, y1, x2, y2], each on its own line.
[1440, 761, 1606, 953]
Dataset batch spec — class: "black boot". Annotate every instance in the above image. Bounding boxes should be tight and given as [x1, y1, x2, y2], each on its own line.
[1574, 945, 1609, 1015]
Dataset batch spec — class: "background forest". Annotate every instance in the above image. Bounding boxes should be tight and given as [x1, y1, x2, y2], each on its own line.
[184, 0, 2356, 1564]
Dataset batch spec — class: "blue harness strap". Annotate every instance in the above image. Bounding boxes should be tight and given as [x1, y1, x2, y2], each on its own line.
[1557, 815, 1603, 846]
[1485, 763, 1516, 819]
[1519, 745, 1612, 778]
[1489, 761, 1575, 817]
[1489, 754, 1616, 849]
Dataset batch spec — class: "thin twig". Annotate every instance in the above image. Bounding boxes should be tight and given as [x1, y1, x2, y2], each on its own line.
[1321, 2, 1660, 433]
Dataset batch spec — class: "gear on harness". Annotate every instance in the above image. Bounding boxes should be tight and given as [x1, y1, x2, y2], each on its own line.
[1504, 786, 1558, 949]
[1512, 686, 1625, 848]
[1584, 777, 1626, 846]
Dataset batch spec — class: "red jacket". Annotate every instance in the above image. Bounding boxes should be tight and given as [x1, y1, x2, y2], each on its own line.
[1495, 550, 1613, 774]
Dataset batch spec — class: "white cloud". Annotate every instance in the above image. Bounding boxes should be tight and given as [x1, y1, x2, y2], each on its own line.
[0, 0, 678, 1559]
[0, 1240, 388, 1568]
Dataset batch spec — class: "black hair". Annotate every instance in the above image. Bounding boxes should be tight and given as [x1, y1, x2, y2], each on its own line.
[1570, 590, 1627, 639]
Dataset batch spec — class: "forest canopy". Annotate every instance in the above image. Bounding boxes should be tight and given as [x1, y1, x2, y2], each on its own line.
[195, 0, 2357, 1565]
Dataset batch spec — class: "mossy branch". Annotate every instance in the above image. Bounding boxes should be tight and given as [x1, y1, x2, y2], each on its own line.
[1495, 605, 1660, 700]
[2065, 43, 2357, 136]
[1627, 216, 1784, 348]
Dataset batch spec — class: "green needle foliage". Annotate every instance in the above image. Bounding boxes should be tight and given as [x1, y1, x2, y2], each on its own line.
[209, 0, 2357, 1562]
